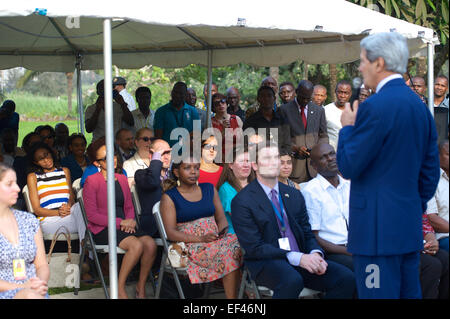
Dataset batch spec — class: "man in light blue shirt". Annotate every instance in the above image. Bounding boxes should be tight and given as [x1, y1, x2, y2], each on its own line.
[154, 82, 200, 147]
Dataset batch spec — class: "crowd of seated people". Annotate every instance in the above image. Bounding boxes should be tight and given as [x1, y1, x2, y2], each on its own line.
[0, 71, 448, 300]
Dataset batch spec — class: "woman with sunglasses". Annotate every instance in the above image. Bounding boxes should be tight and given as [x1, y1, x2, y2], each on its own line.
[83, 137, 157, 299]
[123, 128, 154, 188]
[198, 135, 223, 188]
[35, 125, 58, 161]
[211, 93, 243, 162]
[26, 142, 85, 243]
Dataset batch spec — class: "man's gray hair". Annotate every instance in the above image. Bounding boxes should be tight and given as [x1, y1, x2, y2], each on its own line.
[360, 32, 409, 74]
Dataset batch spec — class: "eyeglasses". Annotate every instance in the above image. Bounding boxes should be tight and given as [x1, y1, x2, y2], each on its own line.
[139, 136, 153, 142]
[203, 144, 218, 151]
[41, 134, 55, 140]
[213, 99, 227, 107]
[96, 156, 107, 162]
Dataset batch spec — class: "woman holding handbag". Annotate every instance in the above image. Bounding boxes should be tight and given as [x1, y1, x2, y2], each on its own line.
[0, 163, 49, 299]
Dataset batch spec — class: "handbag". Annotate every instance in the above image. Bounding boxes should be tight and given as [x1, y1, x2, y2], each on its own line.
[46, 226, 80, 288]
[166, 242, 188, 268]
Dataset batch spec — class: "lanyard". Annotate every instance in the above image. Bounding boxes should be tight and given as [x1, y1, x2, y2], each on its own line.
[269, 192, 286, 234]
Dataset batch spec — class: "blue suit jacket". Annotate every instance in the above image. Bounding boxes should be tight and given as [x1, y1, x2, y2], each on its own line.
[337, 78, 440, 256]
[231, 180, 322, 278]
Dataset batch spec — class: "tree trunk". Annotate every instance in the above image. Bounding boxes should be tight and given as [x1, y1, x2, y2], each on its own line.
[66, 72, 73, 114]
[303, 62, 309, 80]
[434, 43, 449, 78]
[416, 57, 427, 78]
[329, 64, 337, 102]
[269, 66, 279, 85]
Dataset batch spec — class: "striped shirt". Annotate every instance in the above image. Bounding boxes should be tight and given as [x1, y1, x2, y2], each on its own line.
[35, 168, 70, 220]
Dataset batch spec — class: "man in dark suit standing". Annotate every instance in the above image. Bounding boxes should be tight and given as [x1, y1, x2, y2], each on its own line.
[280, 80, 328, 183]
[338, 32, 440, 299]
[231, 142, 355, 299]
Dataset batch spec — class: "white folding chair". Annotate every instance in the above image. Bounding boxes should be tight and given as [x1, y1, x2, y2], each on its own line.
[152, 201, 212, 299]
[22, 185, 79, 242]
[75, 188, 125, 298]
[130, 184, 142, 228]
[72, 178, 81, 196]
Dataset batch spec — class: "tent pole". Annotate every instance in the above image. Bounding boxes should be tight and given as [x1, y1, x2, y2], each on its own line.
[427, 42, 434, 117]
[206, 49, 213, 128]
[103, 18, 118, 300]
[75, 53, 85, 135]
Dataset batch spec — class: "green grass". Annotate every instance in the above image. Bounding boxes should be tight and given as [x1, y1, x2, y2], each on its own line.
[48, 281, 103, 295]
[7, 91, 79, 119]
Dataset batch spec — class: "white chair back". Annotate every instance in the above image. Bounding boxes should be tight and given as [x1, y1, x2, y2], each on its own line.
[22, 185, 34, 213]
[72, 178, 81, 195]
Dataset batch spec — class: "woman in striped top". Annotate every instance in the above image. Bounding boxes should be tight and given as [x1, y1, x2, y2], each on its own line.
[26, 142, 85, 242]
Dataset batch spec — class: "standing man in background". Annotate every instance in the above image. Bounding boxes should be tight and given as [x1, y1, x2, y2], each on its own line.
[113, 76, 137, 112]
[337, 32, 440, 299]
[312, 85, 328, 107]
[324, 80, 352, 151]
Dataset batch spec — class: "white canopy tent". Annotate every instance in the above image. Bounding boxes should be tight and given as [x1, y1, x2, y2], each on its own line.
[0, 0, 438, 299]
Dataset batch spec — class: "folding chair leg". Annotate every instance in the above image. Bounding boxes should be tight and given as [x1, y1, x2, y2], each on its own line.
[171, 268, 185, 299]
[74, 238, 87, 295]
[155, 253, 167, 298]
[238, 268, 248, 299]
[86, 232, 109, 299]
[202, 282, 212, 299]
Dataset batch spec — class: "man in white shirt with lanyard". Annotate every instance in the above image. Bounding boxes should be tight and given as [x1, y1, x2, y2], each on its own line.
[302, 143, 353, 271]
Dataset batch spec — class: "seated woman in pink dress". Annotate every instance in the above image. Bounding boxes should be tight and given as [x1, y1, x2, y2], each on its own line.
[160, 155, 242, 298]
[83, 137, 157, 299]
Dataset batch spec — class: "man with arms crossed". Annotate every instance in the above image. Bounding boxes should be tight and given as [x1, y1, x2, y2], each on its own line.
[338, 32, 440, 298]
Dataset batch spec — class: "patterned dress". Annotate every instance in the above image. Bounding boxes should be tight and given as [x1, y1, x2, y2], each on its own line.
[0, 210, 43, 299]
[165, 183, 242, 284]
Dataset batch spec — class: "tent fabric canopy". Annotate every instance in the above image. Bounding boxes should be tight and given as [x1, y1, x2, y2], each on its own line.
[0, 0, 437, 72]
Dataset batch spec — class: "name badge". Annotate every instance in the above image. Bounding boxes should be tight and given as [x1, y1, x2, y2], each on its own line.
[13, 259, 26, 281]
[278, 237, 291, 251]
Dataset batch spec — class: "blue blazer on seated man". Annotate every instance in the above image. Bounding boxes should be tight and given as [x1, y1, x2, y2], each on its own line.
[231, 143, 355, 299]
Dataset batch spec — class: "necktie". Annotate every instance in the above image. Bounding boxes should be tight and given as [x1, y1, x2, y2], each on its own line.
[300, 105, 307, 130]
[270, 189, 282, 215]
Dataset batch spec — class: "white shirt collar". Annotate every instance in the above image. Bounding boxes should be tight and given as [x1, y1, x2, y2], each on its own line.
[441, 168, 449, 181]
[376, 74, 403, 93]
[316, 173, 345, 191]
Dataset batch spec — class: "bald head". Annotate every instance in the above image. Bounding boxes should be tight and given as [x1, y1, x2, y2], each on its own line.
[310, 143, 338, 177]
[295, 80, 314, 107]
[261, 76, 278, 95]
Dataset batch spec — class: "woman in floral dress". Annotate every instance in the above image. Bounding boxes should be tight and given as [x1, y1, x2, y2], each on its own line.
[160, 156, 242, 298]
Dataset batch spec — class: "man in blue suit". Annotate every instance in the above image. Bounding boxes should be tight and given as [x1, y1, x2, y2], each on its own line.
[231, 142, 355, 298]
[338, 32, 440, 299]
